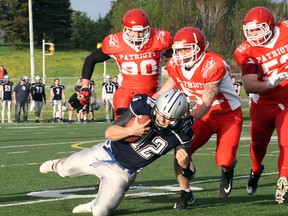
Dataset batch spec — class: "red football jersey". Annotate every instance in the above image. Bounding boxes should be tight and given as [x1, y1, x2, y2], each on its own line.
[167, 51, 241, 114]
[234, 21, 288, 103]
[101, 29, 173, 92]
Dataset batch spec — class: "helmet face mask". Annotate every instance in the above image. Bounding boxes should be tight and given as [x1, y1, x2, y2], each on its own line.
[122, 9, 150, 51]
[243, 6, 274, 46]
[152, 89, 188, 131]
[172, 27, 207, 68]
[172, 43, 201, 68]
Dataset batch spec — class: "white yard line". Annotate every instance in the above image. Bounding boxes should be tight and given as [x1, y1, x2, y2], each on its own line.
[0, 172, 279, 207]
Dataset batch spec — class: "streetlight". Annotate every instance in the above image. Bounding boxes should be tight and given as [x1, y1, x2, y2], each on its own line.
[42, 39, 55, 85]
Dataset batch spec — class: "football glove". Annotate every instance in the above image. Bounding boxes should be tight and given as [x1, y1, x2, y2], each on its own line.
[79, 87, 90, 105]
[266, 72, 288, 88]
[179, 115, 194, 133]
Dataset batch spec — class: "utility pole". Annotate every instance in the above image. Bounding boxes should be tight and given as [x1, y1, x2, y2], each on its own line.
[28, 0, 35, 82]
[42, 39, 55, 85]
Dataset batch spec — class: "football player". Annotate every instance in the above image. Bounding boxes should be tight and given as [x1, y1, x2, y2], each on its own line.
[79, 8, 173, 120]
[39, 89, 194, 216]
[49, 78, 66, 123]
[153, 27, 243, 209]
[234, 6, 288, 204]
[102, 74, 117, 122]
[30, 76, 46, 123]
[1, 75, 13, 123]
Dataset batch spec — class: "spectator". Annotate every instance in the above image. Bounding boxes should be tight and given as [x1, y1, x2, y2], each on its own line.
[89, 80, 97, 122]
[231, 75, 242, 96]
[50, 78, 66, 123]
[102, 74, 117, 122]
[1, 75, 13, 123]
[112, 75, 120, 89]
[0, 65, 8, 79]
[67, 89, 84, 123]
[31, 76, 46, 123]
[75, 78, 88, 122]
[13, 77, 31, 123]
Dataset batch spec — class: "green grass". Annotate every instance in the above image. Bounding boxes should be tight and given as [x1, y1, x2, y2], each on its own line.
[0, 42, 119, 78]
[0, 115, 286, 216]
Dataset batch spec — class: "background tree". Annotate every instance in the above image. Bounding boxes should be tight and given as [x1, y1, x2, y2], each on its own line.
[70, 11, 111, 50]
[32, 0, 73, 45]
[0, 0, 28, 44]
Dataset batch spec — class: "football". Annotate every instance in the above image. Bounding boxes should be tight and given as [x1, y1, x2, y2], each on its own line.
[124, 115, 151, 142]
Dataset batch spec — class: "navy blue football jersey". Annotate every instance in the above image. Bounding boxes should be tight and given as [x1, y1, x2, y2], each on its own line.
[50, 85, 65, 100]
[110, 94, 194, 171]
[31, 83, 46, 101]
[1, 81, 13, 100]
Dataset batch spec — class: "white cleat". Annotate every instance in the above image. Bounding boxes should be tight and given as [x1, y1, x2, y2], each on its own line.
[275, 177, 288, 204]
[72, 200, 94, 214]
[39, 159, 59, 173]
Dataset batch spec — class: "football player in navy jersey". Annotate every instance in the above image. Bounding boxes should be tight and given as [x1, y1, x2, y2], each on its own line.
[1, 75, 13, 123]
[31, 76, 46, 123]
[49, 78, 66, 122]
[40, 89, 194, 216]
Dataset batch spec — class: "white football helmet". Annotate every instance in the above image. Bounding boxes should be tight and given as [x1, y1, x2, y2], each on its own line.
[35, 75, 41, 81]
[4, 75, 10, 79]
[92, 103, 100, 111]
[61, 105, 68, 112]
[153, 89, 188, 130]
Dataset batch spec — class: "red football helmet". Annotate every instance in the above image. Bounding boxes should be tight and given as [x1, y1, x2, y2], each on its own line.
[122, 9, 150, 51]
[172, 27, 208, 68]
[243, 6, 275, 46]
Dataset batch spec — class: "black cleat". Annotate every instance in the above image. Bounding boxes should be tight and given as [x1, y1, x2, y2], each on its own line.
[219, 168, 234, 198]
[247, 165, 264, 195]
[173, 190, 195, 210]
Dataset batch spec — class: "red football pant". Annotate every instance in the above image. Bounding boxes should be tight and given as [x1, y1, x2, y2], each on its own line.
[250, 101, 288, 177]
[191, 107, 243, 168]
[113, 87, 156, 120]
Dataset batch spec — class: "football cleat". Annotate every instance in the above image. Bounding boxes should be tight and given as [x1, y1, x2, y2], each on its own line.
[72, 200, 94, 213]
[247, 165, 264, 195]
[173, 190, 195, 210]
[275, 177, 288, 204]
[39, 159, 59, 173]
[219, 168, 234, 198]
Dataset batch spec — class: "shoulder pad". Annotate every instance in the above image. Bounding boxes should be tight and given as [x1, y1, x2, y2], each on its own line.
[130, 94, 153, 116]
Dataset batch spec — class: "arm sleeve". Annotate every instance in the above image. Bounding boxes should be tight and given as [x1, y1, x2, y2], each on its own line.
[81, 48, 111, 80]
[164, 49, 173, 58]
[113, 109, 134, 127]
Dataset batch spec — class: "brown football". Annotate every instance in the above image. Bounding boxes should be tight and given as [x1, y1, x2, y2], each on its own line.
[124, 115, 151, 142]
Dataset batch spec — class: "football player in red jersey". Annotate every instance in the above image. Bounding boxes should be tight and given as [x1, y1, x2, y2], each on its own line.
[80, 9, 173, 120]
[153, 27, 243, 209]
[234, 6, 288, 204]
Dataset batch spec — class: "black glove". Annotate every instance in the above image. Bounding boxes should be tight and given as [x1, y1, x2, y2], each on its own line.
[180, 115, 194, 133]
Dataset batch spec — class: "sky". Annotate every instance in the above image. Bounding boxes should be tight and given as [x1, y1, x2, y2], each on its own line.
[70, 0, 112, 20]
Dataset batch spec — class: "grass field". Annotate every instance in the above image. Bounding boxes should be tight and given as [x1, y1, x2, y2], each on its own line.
[0, 108, 287, 216]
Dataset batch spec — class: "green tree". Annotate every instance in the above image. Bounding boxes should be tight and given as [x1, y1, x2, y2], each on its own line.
[70, 11, 111, 50]
[0, 0, 28, 44]
[32, 0, 73, 45]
